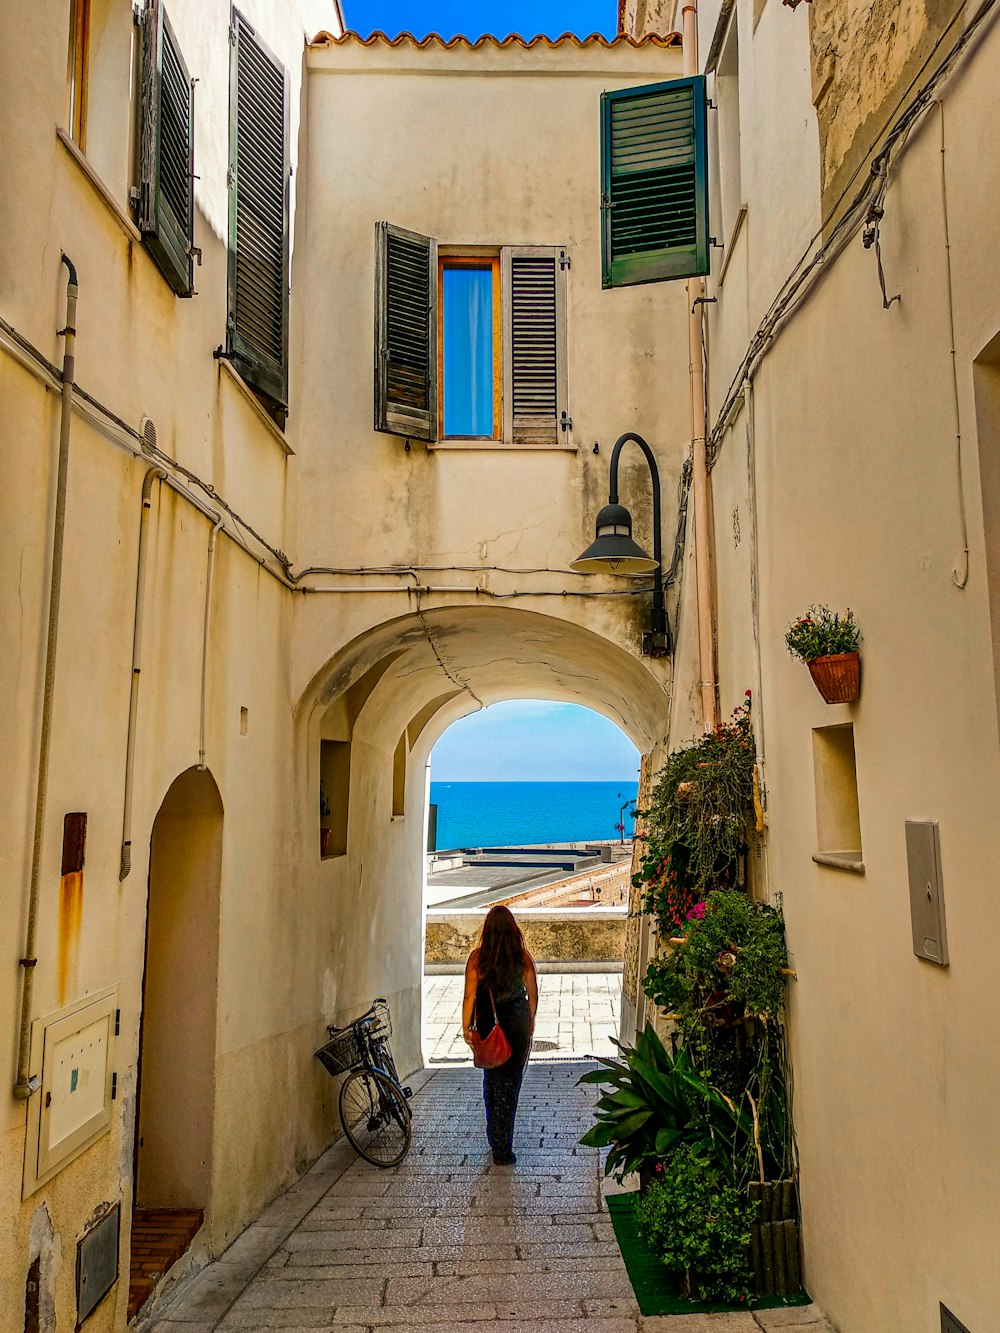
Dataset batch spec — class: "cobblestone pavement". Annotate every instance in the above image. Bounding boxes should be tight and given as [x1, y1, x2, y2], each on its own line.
[142, 1064, 834, 1333]
[423, 972, 623, 1064]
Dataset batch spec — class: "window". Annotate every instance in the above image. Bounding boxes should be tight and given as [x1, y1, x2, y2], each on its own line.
[600, 76, 710, 288]
[440, 258, 500, 438]
[715, 18, 743, 248]
[67, 0, 91, 150]
[136, 0, 195, 296]
[227, 9, 291, 425]
[375, 225, 569, 445]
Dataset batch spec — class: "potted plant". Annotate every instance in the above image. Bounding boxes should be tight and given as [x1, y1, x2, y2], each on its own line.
[320, 782, 331, 857]
[785, 605, 861, 703]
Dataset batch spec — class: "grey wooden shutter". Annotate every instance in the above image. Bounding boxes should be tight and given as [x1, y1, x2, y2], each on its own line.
[137, 0, 194, 296]
[227, 10, 290, 412]
[374, 222, 437, 441]
[502, 247, 568, 446]
[601, 76, 709, 288]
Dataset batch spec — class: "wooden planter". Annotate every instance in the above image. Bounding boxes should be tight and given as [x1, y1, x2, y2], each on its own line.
[748, 1179, 801, 1298]
[807, 651, 860, 704]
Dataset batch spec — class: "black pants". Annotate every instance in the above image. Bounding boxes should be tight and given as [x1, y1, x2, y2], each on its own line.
[477, 992, 531, 1161]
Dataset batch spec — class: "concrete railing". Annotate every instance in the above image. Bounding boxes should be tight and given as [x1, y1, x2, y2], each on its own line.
[425, 906, 626, 968]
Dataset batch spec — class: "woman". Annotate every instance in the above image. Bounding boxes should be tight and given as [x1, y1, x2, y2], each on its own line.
[462, 905, 538, 1166]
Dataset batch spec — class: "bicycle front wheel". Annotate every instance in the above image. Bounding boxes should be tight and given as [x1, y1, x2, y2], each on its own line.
[338, 1069, 412, 1167]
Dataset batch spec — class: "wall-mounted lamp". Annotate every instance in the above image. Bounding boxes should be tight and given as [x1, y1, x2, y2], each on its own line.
[570, 432, 671, 658]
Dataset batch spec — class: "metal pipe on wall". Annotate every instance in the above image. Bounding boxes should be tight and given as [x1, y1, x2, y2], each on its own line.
[119, 467, 167, 880]
[682, 0, 720, 731]
[15, 255, 79, 1098]
[198, 514, 225, 770]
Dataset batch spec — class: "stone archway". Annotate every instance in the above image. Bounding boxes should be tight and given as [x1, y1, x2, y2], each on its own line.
[298, 603, 671, 1076]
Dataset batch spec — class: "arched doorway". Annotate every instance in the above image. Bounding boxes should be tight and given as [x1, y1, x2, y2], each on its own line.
[300, 604, 670, 1080]
[130, 767, 223, 1318]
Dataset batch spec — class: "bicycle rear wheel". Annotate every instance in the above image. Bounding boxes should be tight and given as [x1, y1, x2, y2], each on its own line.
[339, 1068, 412, 1167]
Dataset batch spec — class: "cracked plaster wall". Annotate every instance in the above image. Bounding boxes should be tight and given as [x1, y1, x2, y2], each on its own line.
[808, 0, 965, 219]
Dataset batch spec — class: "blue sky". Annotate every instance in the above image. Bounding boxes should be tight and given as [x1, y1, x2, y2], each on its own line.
[431, 701, 641, 782]
[343, 2, 619, 40]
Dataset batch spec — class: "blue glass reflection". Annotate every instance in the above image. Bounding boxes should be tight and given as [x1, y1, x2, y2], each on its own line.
[443, 266, 493, 436]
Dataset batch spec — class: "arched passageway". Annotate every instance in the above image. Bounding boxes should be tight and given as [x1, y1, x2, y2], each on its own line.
[130, 767, 223, 1316]
[300, 604, 670, 1075]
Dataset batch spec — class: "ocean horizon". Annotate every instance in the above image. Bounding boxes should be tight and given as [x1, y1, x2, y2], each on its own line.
[429, 780, 639, 851]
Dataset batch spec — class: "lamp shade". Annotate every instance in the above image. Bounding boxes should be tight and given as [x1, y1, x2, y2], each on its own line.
[569, 502, 659, 575]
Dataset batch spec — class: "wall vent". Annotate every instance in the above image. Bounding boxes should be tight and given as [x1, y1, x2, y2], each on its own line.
[77, 1204, 119, 1324]
[140, 415, 158, 454]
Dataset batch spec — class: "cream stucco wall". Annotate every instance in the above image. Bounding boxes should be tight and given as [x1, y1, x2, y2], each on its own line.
[635, 0, 1000, 1327]
[1, 12, 694, 1330]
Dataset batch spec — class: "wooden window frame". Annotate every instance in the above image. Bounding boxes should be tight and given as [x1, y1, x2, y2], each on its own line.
[437, 254, 502, 442]
[68, 0, 91, 150]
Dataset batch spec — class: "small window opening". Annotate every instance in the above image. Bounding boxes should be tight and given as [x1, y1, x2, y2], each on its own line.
[320, 741, 351, 858]
[67, 0, 91, 149]
[62, 813, 88, 876]
[392, 732, 407, 818]
[812, 725, 863, 870]
[715, 17, 742, 248]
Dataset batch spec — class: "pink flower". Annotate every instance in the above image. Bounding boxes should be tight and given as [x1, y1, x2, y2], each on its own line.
[686, 902, 707, 921]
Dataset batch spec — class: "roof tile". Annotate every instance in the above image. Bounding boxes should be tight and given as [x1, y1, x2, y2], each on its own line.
[309, 28, 680, 50]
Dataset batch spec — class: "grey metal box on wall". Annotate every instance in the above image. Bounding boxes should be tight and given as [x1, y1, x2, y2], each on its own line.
[77, 1203, 119, 1324]
[905, 820, 949, 966]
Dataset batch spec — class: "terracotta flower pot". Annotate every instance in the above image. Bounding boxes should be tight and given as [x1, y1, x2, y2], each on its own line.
[807, 651, 860, 704]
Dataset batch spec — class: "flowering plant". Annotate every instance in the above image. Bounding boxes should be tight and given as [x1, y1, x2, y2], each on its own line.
[784, 605, 860, 663]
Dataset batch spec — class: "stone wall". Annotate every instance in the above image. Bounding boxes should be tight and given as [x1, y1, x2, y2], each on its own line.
[808, 0, 964, 217]
[426, 908, 626, 965]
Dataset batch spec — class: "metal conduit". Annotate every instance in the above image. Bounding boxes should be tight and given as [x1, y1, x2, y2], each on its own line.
[15, 255, 78, 1098]
[119, 467, 167, 880]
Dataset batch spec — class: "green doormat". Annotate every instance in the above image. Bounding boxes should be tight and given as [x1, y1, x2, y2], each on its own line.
[605, 1192, 812, 1317]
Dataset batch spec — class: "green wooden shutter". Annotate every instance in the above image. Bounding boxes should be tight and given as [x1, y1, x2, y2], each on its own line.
[374, 222, 437, 441]
[137, 0, 194, 297]
[501, 247, 568, 446]
[227, 10, 290, 412]
[601, 76, 709, 288]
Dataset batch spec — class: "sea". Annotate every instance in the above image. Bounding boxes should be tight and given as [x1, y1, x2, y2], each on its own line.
[429, 781, 639, 852]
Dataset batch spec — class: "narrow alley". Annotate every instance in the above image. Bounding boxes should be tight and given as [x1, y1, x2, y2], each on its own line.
[140, 1065, 834, 1332]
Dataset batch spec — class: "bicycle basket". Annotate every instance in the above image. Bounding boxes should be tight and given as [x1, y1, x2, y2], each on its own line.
[369, 999, 391, 1041]
[314, 1028, 360, 1077]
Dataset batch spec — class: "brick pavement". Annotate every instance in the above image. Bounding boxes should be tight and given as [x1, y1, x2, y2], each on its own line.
[140, 1064, 834, 1333]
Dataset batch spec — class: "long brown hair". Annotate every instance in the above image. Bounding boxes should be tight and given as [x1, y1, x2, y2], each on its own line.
[477, 905, 528, 993]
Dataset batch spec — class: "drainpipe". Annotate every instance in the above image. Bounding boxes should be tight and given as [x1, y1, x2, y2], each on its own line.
[119, 467, 167, 880]
[682, 0, 719, 731]
[198, 513, 224, 769]
[14, 255, 78, 1098]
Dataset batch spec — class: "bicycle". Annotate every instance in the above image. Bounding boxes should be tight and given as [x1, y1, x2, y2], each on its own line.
[314, 998, 413, 1167]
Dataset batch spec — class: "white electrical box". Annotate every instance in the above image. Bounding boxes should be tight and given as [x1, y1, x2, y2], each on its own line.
[23, 988, 118, 1197]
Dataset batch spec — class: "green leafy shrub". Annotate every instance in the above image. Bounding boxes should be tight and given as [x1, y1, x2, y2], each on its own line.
[636, 1145, 759, 1302]
[639, 699, 756, 898]
[784, 605, 860, 662]
[642, 889, 793, 1183]
[578, 1024, 754, 1183]
[643, 889, 788, 1026]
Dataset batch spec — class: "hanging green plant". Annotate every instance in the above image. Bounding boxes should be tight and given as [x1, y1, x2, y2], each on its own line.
[643, 888, 789, 1026]
[637, 697, 757, 903]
